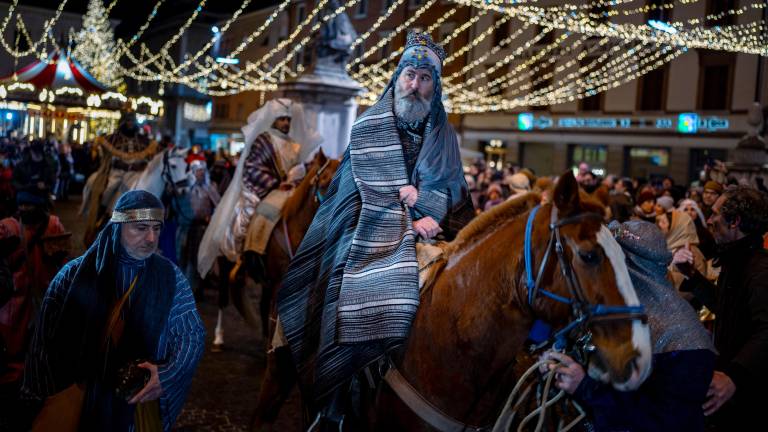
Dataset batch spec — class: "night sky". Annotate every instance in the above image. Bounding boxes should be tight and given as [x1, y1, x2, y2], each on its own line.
[19, 0, 279, 38]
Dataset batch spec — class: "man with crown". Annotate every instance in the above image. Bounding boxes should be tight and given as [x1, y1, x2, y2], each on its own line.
[81, 111, 158, 245]
[275, 31, 474, 425]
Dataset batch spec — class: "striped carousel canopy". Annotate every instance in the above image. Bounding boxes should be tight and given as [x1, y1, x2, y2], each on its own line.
[1, 49, 108, 94]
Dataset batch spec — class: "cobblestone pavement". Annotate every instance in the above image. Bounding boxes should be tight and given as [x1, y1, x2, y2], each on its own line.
[174, 290, 302, 432]
[55, 196, 302, 432]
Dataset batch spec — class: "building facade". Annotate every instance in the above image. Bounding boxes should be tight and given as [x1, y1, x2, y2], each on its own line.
[460, 0, 768, 184]
[208, 0, 475, 152]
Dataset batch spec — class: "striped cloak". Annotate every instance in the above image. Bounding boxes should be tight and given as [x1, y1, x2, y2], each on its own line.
[277, 89, 466, 402]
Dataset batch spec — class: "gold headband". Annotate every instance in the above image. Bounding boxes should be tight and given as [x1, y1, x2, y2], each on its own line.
[110, 208, 164, 223]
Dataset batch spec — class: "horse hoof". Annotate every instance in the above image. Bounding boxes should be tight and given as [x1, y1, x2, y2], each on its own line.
[211, 343, 224, 353]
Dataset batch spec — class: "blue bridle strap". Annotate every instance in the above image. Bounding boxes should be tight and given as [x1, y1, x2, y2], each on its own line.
[524, 205, 540, 304]
[522, 204, 647, 353]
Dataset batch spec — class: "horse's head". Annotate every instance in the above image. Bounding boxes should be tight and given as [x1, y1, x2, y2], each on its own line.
[527, 172, 651, 391]
[163, 147, 192, 191]
[306, 149, 339, 203]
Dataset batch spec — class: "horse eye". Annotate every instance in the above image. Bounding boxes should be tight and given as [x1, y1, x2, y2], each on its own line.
[578, 250, 600, 265]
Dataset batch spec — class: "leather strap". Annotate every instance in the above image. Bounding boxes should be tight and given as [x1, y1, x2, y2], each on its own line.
[384, 365, 488, 432]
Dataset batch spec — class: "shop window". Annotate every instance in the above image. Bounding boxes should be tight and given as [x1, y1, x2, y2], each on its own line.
[481, 139, 507, 170]
[625, 147, 669, 181]
[569, 144, 607, 172]
[522, 142, 554, 176]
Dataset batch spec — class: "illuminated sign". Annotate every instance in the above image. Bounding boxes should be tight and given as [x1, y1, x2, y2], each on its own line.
[516, 113, 729, 133]
[677, 113, 698, 133]
[518, 113, 534, 131]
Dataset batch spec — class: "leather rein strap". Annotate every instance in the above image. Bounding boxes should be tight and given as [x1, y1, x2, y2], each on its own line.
[384, 365, 489, 432]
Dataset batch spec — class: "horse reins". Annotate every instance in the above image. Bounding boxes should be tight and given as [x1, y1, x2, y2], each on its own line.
[161, 149, 190, 194]
[382, 205, 642, 432]
[277, 159, 332, 259]
[523, 204, 647, 355]
[311, 159, 331, 204]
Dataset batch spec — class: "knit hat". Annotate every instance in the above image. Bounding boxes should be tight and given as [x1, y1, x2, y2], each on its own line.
[637, 189, 656, 204]
[506, 173, 531, 195]
[703, 180, 723, 194]
[656, 195, 675, 212]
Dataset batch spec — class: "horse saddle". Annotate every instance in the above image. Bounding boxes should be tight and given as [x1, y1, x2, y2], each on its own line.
[416, 241, 448, 293]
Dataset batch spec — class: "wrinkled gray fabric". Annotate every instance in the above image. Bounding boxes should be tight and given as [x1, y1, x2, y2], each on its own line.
[609, 220, 715, 355]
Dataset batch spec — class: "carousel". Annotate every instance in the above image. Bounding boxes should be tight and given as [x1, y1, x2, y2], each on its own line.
[0, 49, 164, 142]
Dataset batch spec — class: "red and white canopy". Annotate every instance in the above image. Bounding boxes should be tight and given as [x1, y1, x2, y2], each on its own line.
[1, 50, 108, 93]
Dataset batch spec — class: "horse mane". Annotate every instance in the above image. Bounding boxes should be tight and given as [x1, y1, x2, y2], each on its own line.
[444, 192, 540, 257]
[281, 164, 318, 218]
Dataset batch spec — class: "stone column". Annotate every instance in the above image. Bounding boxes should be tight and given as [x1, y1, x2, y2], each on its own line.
[279, 75, 362, 159]
[277, 0, 362, 159]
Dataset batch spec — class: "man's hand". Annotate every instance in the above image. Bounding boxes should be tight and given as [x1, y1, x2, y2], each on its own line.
[540, 351, 586, 395]
[399, 186, 418, 208]
[128, 362, 163, 404]
[672, 242, 693, 276]
[703, 371, 736, 416]
[413, 217, 442, 240]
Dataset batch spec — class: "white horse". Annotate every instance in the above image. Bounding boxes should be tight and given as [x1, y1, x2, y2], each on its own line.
[80, 147, 191, 244]
[134, 146, 192, 198]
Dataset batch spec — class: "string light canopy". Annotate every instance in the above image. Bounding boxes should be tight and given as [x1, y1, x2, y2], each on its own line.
[0, 0, 764, 112]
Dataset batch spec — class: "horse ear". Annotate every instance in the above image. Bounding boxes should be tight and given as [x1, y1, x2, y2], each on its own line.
[316, 147, 327, 164]
[553, 171, 581, 216]
[591, 185, 611, 207]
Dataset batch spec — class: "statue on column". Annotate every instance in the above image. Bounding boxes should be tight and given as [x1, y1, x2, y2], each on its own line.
[313, 0, 358, 77]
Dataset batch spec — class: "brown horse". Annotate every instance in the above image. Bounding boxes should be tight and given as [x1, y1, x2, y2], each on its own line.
[227, 150, 340, 338]
[252, 172, 651, 431]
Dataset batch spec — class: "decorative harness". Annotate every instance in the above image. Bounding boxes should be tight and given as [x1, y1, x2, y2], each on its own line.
[381, 204, 647, 432]
[523, 204, 647, 357]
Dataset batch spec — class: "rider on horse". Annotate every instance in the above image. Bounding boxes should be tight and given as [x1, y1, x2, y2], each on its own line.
[81, 111, 158, 244]
[197, 98, 319, 347]
[276, 30, 474, 426]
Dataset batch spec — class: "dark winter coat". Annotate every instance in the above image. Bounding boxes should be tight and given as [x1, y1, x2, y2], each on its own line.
[680, 234, 768, 430]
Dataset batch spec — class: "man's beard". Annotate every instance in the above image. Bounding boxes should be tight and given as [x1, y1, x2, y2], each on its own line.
[394, 84, 431, 124]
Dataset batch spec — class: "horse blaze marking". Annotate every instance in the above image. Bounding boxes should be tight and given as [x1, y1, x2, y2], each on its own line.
[595, 226, 652, 390]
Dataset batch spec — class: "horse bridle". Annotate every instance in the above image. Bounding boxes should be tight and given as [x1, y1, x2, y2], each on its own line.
[161, 150, 190, 195]
[523, 204, 647, 359]
[379, 204, 647, 432]
[310, 159, 332, 204]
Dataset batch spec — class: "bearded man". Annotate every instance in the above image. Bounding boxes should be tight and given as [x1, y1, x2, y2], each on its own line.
[197, 98, 318, 348]
[276, 31, 474, 423]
